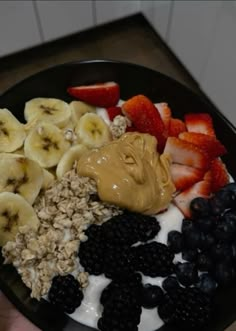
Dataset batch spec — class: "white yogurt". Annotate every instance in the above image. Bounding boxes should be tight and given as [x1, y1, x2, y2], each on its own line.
[69, 203, 184, 331]
[96, 107, 111, 126]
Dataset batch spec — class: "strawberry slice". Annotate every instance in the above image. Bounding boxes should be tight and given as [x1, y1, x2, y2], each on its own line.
[122, 95, 166, 152]
[164, 137, 210, 170]
[168, 118, 186, 137]
[174, 180, 211, 217]
[203, 170, 212, 183]
[185, 113, 216, 137]
[67, 82, 120, 108]
[106, 106, 122, 121]
[170, 164, 205, 191]
[179, 132, 226, 159]
[209, 158, 229, 192]
[155, 102, 172, 130]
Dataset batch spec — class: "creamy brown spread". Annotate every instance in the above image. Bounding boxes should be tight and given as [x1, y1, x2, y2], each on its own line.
[77, 132, 175, 215]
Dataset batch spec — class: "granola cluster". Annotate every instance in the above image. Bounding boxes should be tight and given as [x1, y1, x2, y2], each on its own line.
[2, 167, 121, 299]
[110, 115, 131, 139]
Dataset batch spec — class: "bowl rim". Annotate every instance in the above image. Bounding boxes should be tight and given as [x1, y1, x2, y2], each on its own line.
[0, 59, 236, 331]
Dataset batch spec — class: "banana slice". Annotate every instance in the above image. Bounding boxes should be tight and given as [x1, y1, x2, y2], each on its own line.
[0, 108, 26, 152]
[13, 147, 25, 156]
[24, 122, 70, 168]
[75, 113, 111, 148]
[42, 169, 55, 189]
[70, 101, 96, 125]
[24, 98, 71, 128]
[0, 155, 43, 205]
[56, 144, 88, 179]
[0, 192, 39, 246]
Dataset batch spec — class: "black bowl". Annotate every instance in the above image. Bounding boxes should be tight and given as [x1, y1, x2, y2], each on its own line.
[0, 60, 236, 331]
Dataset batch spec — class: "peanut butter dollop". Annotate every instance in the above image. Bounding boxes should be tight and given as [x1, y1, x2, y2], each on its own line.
[77, 132, 175, 215]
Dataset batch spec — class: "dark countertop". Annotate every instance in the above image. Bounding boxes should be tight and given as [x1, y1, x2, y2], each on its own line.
[0, 14, 200, 95]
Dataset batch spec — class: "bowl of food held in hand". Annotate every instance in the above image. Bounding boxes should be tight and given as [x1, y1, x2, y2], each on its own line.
[0, 60, 236, 331]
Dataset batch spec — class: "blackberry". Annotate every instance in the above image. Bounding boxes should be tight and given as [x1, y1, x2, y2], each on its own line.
[78, 236, 105, 275]
[84, 224, 102, 239]
[167, 230, 183, 253]
[103, 244, 135, 279]
[98, 281, 142, 331]
[158, 287, 212, 329]
[48, 275, 83, 314]
[190, 197, 210, 218]
[133, 242, 174, 277]
[100, 273, 142, 306]
[101, 212, 160, 246]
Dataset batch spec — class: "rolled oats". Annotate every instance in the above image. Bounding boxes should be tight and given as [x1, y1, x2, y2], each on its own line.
[2, 166, 122, 299]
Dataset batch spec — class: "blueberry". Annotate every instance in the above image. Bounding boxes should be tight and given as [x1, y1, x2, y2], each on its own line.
[210, 196, 227, 216]
[214, 189, 236, 210]
[210, 242, 233, 262]
[182, 249, 198, 262]
[181, 218, 195, 234]
[195, 216, 216, 233]
[214, 213, 236, 241]
[162, 276, 180, 293]
[231, 242, 236, 261]
[141, 284, 164, 308]
[212, 262, 235, 286]
[175, 262, 199, 286]
[190, 197, 210, 219]
[197, 273, 217, 296]
[198, 232, 215, 251]
[183, 227, 201, 250]
[197, 253, 213, 272]
[221, 183, 236, 202]
[167, 231, 183, 253]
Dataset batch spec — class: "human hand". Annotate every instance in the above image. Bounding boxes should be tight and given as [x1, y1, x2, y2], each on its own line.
[0, 292, 41, 331]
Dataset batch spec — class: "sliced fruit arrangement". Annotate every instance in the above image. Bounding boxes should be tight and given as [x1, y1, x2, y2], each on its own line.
[67, 81, 120, 108]
[24, 97, 71, 129]
[0, 108, 26, 152]
[66, 81, 229, 217]
[185, 112, 216, 137]
[106, 106, 122, 121]
[122, 95, 166, 152]
[75, 112, 111, 148]
[0, 154, 43, 205]
[56, 144, 88, 179]
[70, 100, 96, 123]
[24, 122, 71, 168]
[164, 137, 211, 170]
[0, 192, 39, 246]
[179, 132, 226, 159]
